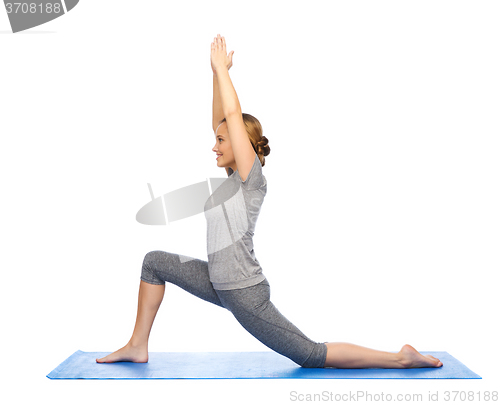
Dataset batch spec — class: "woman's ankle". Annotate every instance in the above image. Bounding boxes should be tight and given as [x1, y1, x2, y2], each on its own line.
[127, 338, 148, 349]
[394, 351, 408, 368]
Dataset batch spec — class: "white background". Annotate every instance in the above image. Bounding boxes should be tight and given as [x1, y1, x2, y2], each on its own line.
[1, 1, 499, 404]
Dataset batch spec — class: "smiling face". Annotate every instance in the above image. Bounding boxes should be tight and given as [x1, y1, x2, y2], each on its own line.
[212, 121, 237, 172]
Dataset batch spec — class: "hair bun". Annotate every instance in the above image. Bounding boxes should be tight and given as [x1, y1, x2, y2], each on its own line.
[257, 136, 271, 157]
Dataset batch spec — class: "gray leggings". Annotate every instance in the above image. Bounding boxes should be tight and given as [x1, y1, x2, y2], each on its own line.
[140, 250, 327, 368]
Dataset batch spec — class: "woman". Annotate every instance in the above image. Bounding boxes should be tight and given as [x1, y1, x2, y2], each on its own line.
[96, 34, 443, 369]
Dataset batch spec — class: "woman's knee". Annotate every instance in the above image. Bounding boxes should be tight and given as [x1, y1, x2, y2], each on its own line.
[141, 250, 173, 285]
[300, 342, 328, 368]
[142, 250, 165, 270]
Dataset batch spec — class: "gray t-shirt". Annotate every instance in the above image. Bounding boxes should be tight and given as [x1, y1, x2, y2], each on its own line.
[204, 153, 267, 290]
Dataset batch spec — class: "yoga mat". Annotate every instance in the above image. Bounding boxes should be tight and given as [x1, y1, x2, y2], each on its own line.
[47, 350, 481, 380]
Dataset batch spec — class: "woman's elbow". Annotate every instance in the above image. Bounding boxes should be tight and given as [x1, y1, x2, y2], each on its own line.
[225, 107, 242, 118]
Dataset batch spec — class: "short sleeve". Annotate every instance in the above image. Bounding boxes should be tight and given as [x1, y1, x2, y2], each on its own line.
[239, 153, 265, 190]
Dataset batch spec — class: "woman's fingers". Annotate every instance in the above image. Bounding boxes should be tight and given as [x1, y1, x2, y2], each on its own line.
[216, 34, 224, 49]
[211, 34, 231, 71]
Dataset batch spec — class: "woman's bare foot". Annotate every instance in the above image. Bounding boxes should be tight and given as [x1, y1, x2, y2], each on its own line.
[398, 344, 443, 368]
[96, 342, 148, 363]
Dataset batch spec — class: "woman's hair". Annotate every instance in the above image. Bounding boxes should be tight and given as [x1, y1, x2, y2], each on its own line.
[219, 113, 271, 167]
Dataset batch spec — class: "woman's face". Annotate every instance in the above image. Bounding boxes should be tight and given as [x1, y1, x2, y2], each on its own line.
[212, 122, 236, 170]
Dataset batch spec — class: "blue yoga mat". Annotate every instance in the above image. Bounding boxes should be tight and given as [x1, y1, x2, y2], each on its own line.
[47, 350, 481, 379]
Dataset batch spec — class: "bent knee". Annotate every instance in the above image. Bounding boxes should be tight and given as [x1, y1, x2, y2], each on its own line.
[141, 250, 172, 285]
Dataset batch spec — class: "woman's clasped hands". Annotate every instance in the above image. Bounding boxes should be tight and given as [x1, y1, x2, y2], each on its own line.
[211, 34, 234, 74]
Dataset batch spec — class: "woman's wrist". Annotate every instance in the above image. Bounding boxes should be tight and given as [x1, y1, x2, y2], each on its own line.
[213, 66, 230, 77]
[214, 66, 229, 75]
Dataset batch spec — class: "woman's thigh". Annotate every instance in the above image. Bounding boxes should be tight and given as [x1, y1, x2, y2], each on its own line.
[215, 279, 327, 368]
[141, 250, 223, 307]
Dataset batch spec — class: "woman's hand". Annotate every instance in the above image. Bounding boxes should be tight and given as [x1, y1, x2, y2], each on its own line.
[211, 34, 234, 74]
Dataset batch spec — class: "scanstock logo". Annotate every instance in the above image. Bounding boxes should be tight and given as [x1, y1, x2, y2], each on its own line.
[136, 180, 257, 264]
[4, 0, 79, 33]
[137, 181, 227, 264]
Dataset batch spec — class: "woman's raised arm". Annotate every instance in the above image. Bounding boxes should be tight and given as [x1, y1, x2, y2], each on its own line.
[211, 37, 234, 133]
[212, 74, 224, 133]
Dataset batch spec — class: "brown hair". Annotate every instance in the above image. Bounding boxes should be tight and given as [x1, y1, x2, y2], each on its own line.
[218, 113, 270, 167]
